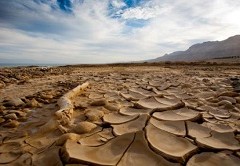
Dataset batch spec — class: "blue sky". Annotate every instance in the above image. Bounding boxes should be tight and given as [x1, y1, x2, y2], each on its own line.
[0, 0, 240, 64]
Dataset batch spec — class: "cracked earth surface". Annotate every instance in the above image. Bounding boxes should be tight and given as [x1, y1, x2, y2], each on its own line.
[0, 65, 240, 165]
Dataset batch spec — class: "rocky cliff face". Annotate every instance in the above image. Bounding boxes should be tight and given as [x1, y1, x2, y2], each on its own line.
[150, 35, 240, 62]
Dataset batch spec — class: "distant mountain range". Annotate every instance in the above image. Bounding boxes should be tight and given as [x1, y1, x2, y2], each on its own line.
[148, 35, 240, 62]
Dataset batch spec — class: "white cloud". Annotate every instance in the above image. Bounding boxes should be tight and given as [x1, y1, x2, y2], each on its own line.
[130, 0, 240, 50]
[111, 0, 126, 8]
[120, 1, 171, 20]
[0, 0, 240, 64]
[121, 6, 164, 20]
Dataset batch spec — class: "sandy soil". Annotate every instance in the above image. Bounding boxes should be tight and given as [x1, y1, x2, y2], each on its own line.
[0, 64, 240, 165]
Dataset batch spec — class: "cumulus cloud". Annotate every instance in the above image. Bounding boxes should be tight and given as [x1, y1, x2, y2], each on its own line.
[0, 0, 240, 64]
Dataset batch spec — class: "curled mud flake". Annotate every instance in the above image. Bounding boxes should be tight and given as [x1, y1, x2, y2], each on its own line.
[120, 90, 147, 101]
[218, 96, 237, 104]
[136, 95, 184, 111]
[32, 147, 63, 166]
[78, 128, 114, 147]
[208, 108, 231, 119]
[153, 107, 201, 121]
[202, 122, 235, 133]
[9, 153, 32, 166]
[103, 112, 139, 124]
[149, 118, 186, 136]
[218, 91, 239, 97]
[0, 152, 23, 164]
[146, 123, 198, 163]
[118, 131, 179, 166]
[62, 132, 135, 165]
[112, 114, 149, 136]
[0, 142, 23, 164]
[187, 121, 240, 150]
[119, 106, 153, 116]
[187, 152, 240, 166]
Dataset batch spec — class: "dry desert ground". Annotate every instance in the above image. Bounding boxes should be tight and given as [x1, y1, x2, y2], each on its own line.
[0, 63, 240, 165]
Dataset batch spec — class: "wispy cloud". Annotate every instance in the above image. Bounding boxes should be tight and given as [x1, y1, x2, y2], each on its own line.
[0, 0, 240, 64]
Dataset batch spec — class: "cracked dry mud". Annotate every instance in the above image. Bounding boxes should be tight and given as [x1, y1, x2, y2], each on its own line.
[0, 65, 240, 165]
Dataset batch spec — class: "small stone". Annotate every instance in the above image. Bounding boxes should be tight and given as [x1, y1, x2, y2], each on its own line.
[4, 113, 18, 120]
[27, 98, 41, 108]
[3, 98, 25, 107]
[236, 97, 240, 104]
[90, 99, 107, 106]
[8, 110, 27, 117]
[41, 93, 54, 99]
[73, 121, 97, 134]
[236, 151, 240, 158]
[0, 105, 6, 110]
[3, 120, 19, 128]
[0, 80, 5, 88]
[22, 109, 32, 114]
[99, 137, 108, 142]
[55, 133, 81, 146]
[202, 78, 210, 82]
[0, 117, 5, 124]
[104, 103, 121, 112]
[85, 109, 104, 121]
